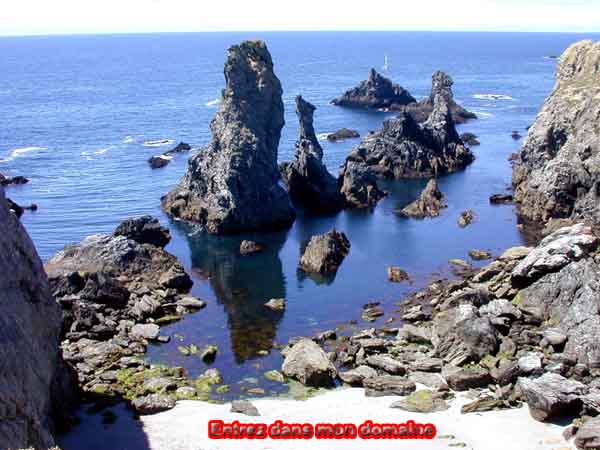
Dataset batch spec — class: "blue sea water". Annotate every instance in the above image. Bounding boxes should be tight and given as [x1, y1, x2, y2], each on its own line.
[2, 32, 599, 442]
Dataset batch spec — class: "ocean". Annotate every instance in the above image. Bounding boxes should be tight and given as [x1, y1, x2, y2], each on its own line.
[1, 31, 598, 445]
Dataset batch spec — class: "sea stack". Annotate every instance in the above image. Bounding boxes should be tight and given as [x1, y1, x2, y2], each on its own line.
[0, 186, 73, 449]
[400, 71, 477, 124]
[161, 40, 295, 234]
[331, 68, 416, 110]
[512, 40, 600, 231]
[400, 179, 447, 219]
[280, 96, 344, 213]
[340, 92, 474, 186]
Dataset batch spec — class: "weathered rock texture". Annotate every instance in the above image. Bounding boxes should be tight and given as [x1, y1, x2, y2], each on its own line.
[280, 96, 343, 213]
[0, 186, 72, 449]
[400, 179, 446, 218]
[513, 40, 600, 230]
[299, 229, 351, 275]
[331, 69, 416, 110]
[339, 161, 387, 208]
[161, 40, 295, 234]
[399, 71, 477, 124]
[340, 93, 473, 187]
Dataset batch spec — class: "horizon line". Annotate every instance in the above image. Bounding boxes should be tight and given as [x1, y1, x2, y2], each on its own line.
[2, 28, 600, 38]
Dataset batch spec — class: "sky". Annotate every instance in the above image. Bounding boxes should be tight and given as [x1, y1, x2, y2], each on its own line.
[1, 0, 599, 36]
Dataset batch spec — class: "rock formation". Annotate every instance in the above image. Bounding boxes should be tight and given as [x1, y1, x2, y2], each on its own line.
[399, 71, 477, 124]
[400, 179, 447, 219]
[0, 173, 29, 186]
[340, 93, 474, 187]
[339, 160, 387, 208]
[280, 96, 344, 213]
[512, 40, 600, 231]
[327, 128, 360, 142]
[281, 338, 337, 387]
[299, 229, 350, 275]
[161, 40, 295, 234]
[331, 68, 416, 110]
[0, 186, 73, 449]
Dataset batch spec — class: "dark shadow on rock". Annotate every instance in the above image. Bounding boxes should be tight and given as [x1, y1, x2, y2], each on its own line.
[175, 221, 289, 363]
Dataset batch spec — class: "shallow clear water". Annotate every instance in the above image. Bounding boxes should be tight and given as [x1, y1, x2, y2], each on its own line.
[2, 31, 599, 418]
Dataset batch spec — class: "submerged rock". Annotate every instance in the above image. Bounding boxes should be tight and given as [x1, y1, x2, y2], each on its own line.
[512, 40, 600, 230]
[163, 142, 192, 156]
[388, 266, 409, 283]
[239, 240, 264, 255]
[148, 155, 171, 169]
[280, 96, 344, 213]
[400, 179, 446, 219]
[282, 338, 337, 387]
[457, 210, 476, 228]
[0, 186, 74, 449]
[460, 132, 480, 146]
[331, 68, 416, 110]
[489, 193, 514, 204]
[340, 92, 474, 185]
[299, 229, 350, 275]
[161, 40, 295, 234]
[327, 128, 360, 142]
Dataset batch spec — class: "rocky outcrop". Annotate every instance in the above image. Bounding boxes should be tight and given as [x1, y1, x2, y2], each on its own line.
[161, 40, 295, 234]
[340, 93, 474, 185]
[299, 229, 350, 275]
[113, 215, 171, 248]
[148, 155, 171, 169]
[0, 186, 73, 449]
[400, 179, 446, 218]
[327, 128, 360, 142]
[512, 40, 600, 230]
[280, 96, 344, 213]
[339, 160, 387, 208]
[0, 173, 29, 186]
[163, 142, 192, 156]
[281, 338, 337, 387]
[399, 71, 477, 124]
[331, 69, 416, 110]
[460, 133, 480, 146]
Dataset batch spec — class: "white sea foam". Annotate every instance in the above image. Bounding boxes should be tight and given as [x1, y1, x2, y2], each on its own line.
[473, 94, 514, 101]
[317, 132, 331, 141]
[205, 98, 220, 107]
[470, 110, 494, 118]
[0, 146, 48, 163]
[143, 139, 175, 148]
[123, 136, 136, 144]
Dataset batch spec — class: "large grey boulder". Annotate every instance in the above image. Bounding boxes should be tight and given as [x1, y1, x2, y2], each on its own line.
[518, 373, 588, 421]
[363, 376, 416, 397]
[281, 338, 337, 387]
[513, 40, 600, 230]
[280, 96, 344, 213]
[161, 40, 295, 234]
[575, 416, 600, 449]
[299, 229, 350, 275]
[113, 215, 171, 248]
[0, 186, 73, 449]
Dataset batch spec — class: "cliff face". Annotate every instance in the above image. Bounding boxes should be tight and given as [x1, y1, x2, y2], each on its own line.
[0, 186, 70, 449]
[280, 96, 344, 213]
[162, 40, 295, 234]
[513, 40, 600, 230]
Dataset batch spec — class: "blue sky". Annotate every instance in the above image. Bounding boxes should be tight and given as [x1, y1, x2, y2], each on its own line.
[1, 0, 599, 36]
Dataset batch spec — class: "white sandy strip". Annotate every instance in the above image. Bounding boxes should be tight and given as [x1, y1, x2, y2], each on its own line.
[140, 388, 572, 450]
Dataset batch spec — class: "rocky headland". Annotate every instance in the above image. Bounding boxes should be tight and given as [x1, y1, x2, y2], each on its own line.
[513, 40, 600, 233]
[0, 186, 74, 449]
[279, 96, 344, 213]
[161, 40, 295, 234]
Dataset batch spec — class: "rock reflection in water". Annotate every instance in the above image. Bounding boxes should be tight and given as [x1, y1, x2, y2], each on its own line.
[185, 225, 289, 363]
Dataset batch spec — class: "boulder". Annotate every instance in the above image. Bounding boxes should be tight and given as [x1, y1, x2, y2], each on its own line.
[131, 394, 176, 415]
[239, 240, 263, 255]
[231, 400, 260, 416]
[163, 142, 192, 156]
[489, 194, 514, 204]
[518, 373, 588, 421]
[457, 210, 476, 228]
[327, 128, 360, 142]
[390, 390, 450, 413]
[460, 133, 480, 146]
[363, 375, 416, 397]
[299, 229, 350, 275]
[264, 298, 286, 311]
[0, 186, 74, 449]
[469, 249, 492, 261]
[113, 215, 171, 248]
[388, 266, 409, 282]
[365, 355, 406, 375]
[331, 68, 416, 110]
[131, 324, 160, 341]
[400, 179, 446, 218]
[281, 338, 337, 387]
[512, 40, 600, 229]
[280, 96, 344, 213]
[575, 416, 600, 449]
[443, 366, 492, 391]
[339, 365, 378, 386]
[161, 40, 295, 234]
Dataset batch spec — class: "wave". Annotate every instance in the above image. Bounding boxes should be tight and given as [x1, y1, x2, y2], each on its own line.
[123, 136, 136, 144]
[470, 110, 494, 118]
[0, 146, 48, 163]
[143, 139, 175, 148]
[473, 94, 514, 101]
[317, 132, 331, 141]
[205, 98, 220, 107]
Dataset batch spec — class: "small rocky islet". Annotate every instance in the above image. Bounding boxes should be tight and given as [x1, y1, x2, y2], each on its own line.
[3, 38, 600, 450]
